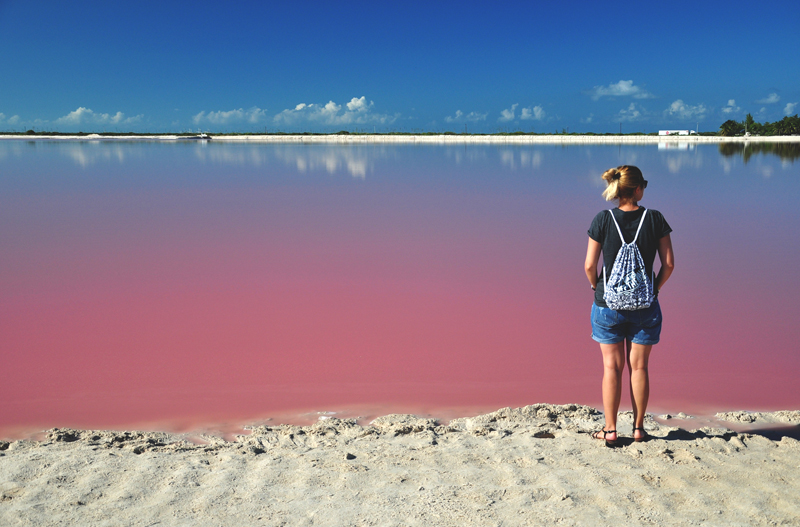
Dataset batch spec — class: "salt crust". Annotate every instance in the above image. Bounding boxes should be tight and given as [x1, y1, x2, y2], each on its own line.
[715, 410, 800, 424]
[2, 404, 799, 525]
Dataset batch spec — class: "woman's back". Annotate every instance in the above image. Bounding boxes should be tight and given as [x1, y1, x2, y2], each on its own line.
[588, 207, 672, 308]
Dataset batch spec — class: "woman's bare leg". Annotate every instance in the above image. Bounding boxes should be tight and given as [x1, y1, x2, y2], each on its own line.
[598, 342, 625, 441]
[627, 340, 653, 440]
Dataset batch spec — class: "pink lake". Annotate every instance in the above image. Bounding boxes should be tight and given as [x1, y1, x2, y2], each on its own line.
[1, 140, 799, 438]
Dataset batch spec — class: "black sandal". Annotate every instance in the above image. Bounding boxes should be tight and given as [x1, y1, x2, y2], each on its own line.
[591, 428, 619, 447]
[633, 427, 649, 442]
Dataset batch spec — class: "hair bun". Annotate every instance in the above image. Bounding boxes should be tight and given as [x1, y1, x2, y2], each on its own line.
[601, 165, 644, 201]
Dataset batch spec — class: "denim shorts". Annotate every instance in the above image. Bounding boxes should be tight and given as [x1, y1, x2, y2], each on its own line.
[591, 300, 662, 345]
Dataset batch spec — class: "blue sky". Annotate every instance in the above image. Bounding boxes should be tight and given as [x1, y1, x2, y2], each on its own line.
[1, 0, 798, 133]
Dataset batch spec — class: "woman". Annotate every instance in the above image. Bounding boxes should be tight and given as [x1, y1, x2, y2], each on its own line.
[584, 165, 674, 446]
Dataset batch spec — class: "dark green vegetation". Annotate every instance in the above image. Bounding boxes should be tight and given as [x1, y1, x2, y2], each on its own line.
[719, 113, 800, 136]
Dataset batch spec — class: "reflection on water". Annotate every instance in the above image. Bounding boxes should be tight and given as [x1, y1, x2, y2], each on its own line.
[658, 142, 695, 151]
[65, 142, 130, 167]
[194, 144, 395, 179]
[2, 140, 797, 180]
[718, 141, 800, 163]
[499, 149, 543, 170]
[0, 139, 140, 167]
[271, 145, 378, 179]
[445, 145, 488, 164]
[657, 145, 705, 174]
[195, 144, 543, 178]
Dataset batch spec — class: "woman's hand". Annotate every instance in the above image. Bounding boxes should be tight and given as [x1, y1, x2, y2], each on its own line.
[655, 234, 674, 292]
[585, 237, 602, 290]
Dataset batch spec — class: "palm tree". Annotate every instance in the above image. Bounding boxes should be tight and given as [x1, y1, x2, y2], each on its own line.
[719, 120, 743, 136]
[774, 117, 789, 136]
[745, 113, 755, 134]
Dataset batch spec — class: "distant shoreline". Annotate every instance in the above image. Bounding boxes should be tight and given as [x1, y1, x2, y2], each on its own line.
[2, 133, 799, 144]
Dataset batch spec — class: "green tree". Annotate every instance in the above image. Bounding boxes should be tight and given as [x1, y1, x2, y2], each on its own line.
[786, 114, 800, 135]
[774, 117, 790, 135]
[744, 113, 755, 133]
[719, 119, 744, 136]
[719, 114, 799, 136]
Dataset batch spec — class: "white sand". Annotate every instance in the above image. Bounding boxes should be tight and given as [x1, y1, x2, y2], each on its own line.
[2, 404, 799, 526]
[2, 134, 799, 144]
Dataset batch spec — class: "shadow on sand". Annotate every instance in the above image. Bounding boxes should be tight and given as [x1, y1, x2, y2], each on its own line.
[608, 425, 800, 447]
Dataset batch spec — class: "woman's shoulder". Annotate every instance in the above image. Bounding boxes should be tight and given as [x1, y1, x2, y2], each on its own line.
[592, 209, 613, 221]
[644, 208, 668, 220]
[644, 208, 673, 236]
[590, 209, 614, 228]
[588, 209, 613, 240]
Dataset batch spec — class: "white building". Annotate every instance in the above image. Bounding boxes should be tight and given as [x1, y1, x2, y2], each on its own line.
[658, 130, 696, 136]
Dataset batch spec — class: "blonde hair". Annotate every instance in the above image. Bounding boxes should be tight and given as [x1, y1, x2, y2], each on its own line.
[601, 165, 646, 201]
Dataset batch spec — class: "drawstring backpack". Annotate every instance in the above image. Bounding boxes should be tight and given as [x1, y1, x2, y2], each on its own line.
[602, 209, 654, 311]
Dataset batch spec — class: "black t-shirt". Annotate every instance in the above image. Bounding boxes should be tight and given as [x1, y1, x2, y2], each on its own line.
[588, 207, 672, 308]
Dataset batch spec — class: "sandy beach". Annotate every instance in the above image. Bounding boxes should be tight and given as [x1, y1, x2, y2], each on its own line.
[2, 133, 799, 144]
[2, 404, 799, 526]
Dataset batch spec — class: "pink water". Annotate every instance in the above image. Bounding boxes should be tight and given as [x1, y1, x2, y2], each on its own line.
[2, 141, 799, 438]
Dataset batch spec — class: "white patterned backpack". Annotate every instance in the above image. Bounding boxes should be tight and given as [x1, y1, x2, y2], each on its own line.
[602, 209, 654, 311]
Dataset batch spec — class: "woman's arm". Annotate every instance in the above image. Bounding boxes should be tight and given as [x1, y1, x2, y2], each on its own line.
[655, 234, 675, 292]
[584, 237, 602, 290]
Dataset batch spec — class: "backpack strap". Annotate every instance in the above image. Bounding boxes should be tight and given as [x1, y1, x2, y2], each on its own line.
[602, 210, 621, 290]
[607, 209, 625, 242]
[631, 209, 648, 244]
[607, 208, 649, 244]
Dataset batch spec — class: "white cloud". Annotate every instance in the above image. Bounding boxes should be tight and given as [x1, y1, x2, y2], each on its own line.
[55, 107, 143, 126]
[498, 103, 518, 122]
[784, 102, 797, 115]
[0, 112, 21, 125]
[580, 113, 594, 124]
[444, 110, 488, 123]
[756, 93, 780, 104]
[8, 115, 20, 125]
[618, 103, 643, 122]
[192, 106, 268, 125]
[520, 105, 545, 121]
[445, 110, 464, 123]
[721, 99, 740, 114]
[273, 97, 398, 127]
[465, 111, 487, 121]
[55, 107, 93, 124]
[346, 96, 370, 112]
[589, 80, 654, 101]
[665, 99, 707, 120]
